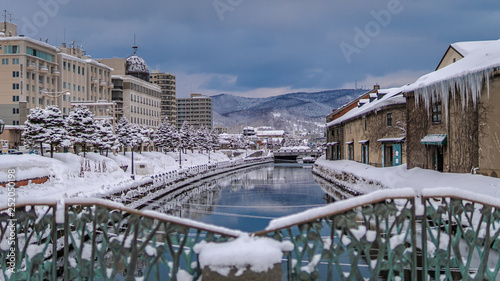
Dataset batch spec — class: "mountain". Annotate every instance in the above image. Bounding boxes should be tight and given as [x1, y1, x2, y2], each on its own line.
[211, 89, 368, 134]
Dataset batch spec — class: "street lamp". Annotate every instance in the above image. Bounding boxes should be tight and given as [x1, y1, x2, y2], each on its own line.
[0, 117, 4, 134]
[40, 90, 70, 106]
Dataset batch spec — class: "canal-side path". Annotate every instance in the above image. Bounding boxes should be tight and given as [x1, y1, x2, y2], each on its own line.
[0, 150, 272, 204]
[313, 156, 500, 197]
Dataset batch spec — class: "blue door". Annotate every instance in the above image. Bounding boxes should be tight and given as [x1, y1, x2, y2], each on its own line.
[392, 143, 402, 166]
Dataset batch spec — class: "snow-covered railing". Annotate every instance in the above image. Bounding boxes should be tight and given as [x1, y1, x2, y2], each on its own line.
[3, 187, 498, 280]
[0, 199, 242, 281]
[105, 156, 273, 208]
[255, 188, 500, 280]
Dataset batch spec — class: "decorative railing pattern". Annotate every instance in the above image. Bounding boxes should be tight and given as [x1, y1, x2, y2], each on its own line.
[2, 188, 500, 280]
[1, 199, 241, 281]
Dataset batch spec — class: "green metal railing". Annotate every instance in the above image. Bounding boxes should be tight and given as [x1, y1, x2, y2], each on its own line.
[2, 188, 500, 280]
[0, 199, 241, 281]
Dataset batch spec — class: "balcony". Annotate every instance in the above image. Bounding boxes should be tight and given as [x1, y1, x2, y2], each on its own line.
[51, 69, 60, 76]
[27, 62, 36, 70]
[91, 78, 98, 84]
[39, 65, 49, 73]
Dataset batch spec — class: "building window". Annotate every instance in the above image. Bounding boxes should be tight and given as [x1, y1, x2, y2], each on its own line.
[13, 95, 19, 102]
[387, 113, 392, 126]
[12, 84, 19, 90]
[364, 118, 367, 131]
[13, 121, 19, 125]
[13, 108, 19, 114]
[12, 58, 19, 65]
[63, 62, 66, 70]
[12, 71, 19, 77]
[2, 58, 8, 65]
[432, 101, 442, 123]
[63, 82, 66, 88]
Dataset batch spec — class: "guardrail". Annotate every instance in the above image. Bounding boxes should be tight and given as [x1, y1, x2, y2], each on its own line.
[2, 188, 500, 280]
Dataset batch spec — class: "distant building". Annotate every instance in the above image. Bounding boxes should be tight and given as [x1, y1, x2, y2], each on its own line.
[214, 126, 228, 134]
[0, 22, 112, 126]
[98, 46, 161, 127]
[150, 71, 176, 125]
[176, 93, 213, 130]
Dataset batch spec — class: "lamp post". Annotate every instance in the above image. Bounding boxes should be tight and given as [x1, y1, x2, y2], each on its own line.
[0, 117, 4, 134]
[40, 90, 70, 106]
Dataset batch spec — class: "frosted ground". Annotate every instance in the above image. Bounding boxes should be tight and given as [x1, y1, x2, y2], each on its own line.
[0, 150, 236, 203]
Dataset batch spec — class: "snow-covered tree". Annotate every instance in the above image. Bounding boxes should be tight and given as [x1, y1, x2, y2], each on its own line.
[115, 117, 131, 155]
[178, 123, 194, 153]
[23, 107, 48, 156]
[66, 106, 96, 156]
[139, 127, 153, 153]
[153, 119, 175, 153]
[44, 106, 71, 158]
[95, 119, 117, 156]
[23, 107, 70, 158]
[209, 129, 220, 152]
[129, 124, 142, 152]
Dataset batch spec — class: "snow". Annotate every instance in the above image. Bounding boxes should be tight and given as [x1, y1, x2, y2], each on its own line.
[403, 39, 500, 121]
[377, 137, 405, 142]
[327, 87, 404, 128]
[0, 151, 232, 203]
[420, 134, 447, 144]
[314, 158, 500, 198]
[193, 234, 293, 276]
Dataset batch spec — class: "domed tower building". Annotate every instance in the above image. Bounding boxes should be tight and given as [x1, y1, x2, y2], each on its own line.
[97, 46, 161, 128]
[126, 46, 150, 82]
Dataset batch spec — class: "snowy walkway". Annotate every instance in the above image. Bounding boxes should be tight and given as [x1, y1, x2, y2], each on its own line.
[0, 150, 268, 203]
[314, 156, 500, 198]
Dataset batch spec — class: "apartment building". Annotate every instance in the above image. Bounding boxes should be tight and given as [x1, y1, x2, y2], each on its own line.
[0, 22, 113, 126]
[176, 93, 212, 130]
[150, 71, 176, 125]
[99, 48, 161, 127]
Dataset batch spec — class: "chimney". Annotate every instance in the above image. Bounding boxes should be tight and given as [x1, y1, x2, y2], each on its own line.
[373, 84, 380, 91]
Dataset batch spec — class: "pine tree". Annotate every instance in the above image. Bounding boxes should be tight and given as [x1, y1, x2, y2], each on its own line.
[66, 106, 96, 156]
[95, 119, 117, 156]
[209, 129, 220, 152]
[153, 119, 170, 153]
[115, 117, 131, 155]
[44, 106, 71, 158]
[23, 107, 48, 156]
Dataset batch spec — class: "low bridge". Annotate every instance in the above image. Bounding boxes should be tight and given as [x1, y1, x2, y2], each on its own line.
[2, 188, 500, 280]
[272, 148, 324, 162]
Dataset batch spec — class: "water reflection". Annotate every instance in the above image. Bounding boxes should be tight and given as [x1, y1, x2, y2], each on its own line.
[144, 163, 340, 232]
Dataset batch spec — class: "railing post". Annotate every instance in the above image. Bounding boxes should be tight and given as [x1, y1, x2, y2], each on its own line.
[421, 196, 427, 281]
[63, 204, 70, 281]
[52, 206, 58, 281]
[411, 196, 417, 281]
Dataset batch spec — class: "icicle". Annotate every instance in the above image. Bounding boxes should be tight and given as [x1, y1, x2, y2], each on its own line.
[412, 67, 494, 125]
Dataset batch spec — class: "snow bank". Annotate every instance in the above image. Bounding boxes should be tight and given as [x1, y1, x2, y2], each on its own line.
[193, 234, 293, 276]
[314, 158, 500, 198]
[0, 151, 233, 203]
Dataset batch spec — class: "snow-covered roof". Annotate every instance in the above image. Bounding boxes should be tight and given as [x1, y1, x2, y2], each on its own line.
[0, 36, 60, 52]
[403, 39, 500, 118]
[358, 140, 369, 144]
[377, 137, 405, 142]
[256, 130, 285, 136]
[326, 87, 404, 128]
[451, 40, 495, 57]
[126, 55, 149, 74]
[420, 134, 447, 145]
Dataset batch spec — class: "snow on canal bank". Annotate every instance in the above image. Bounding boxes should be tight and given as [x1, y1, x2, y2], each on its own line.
[314, 156, 500, 198]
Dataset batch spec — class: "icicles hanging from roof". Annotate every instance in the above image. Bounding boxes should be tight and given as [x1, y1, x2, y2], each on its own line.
[413, 67, 494, 123]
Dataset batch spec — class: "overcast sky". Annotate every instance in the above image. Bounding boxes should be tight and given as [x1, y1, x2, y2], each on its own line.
[3, 0, 500, 98]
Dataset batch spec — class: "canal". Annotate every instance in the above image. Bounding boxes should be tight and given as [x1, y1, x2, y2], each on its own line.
[142, 163, 354, 232]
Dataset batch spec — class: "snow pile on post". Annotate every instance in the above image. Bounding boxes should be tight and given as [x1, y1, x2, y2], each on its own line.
[404, 39, 500, 118]
[194, 234, 293, 278]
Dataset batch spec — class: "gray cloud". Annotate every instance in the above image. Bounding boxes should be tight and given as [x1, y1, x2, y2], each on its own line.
[4, 0, 500, 97]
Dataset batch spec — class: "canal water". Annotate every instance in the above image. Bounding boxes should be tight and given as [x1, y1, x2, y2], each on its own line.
[144, 163, 351, 232]
[140, 163, 380, 280]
